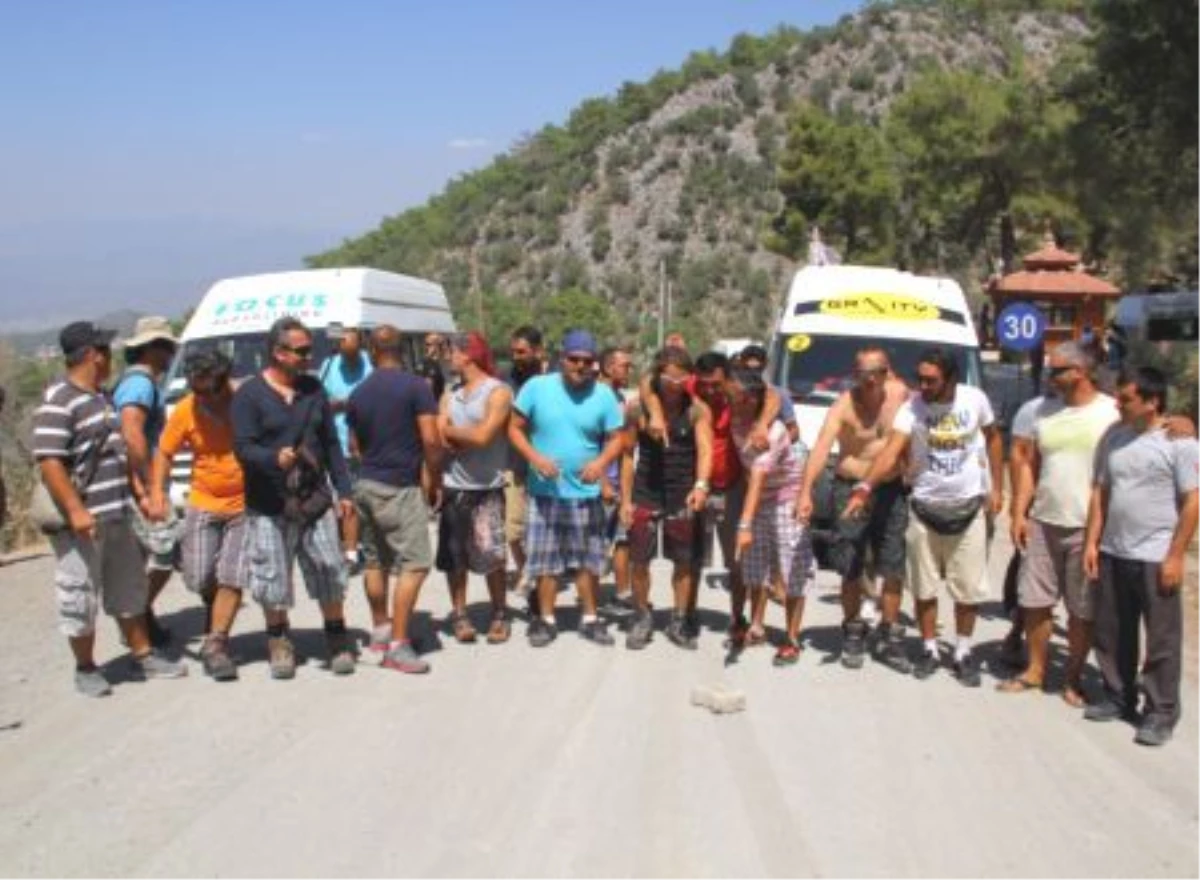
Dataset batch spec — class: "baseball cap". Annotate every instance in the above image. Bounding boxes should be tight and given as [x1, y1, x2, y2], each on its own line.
[562, 330, 598, 357]
[59, 321, 117, 357]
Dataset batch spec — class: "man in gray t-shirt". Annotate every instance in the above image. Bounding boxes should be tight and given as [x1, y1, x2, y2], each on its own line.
[1083, 367, 1199, 746]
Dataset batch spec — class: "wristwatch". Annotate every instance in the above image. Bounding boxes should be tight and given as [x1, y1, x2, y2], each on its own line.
[693, 479, 711, 493]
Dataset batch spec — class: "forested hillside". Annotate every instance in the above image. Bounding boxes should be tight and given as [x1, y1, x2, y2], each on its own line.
[309, 0, 1196, 352]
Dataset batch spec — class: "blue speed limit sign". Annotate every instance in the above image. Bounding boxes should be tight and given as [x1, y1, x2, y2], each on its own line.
[995, 302, 1046, 352]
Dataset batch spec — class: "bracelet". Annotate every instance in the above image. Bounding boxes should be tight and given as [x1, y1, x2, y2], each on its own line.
[737, 522, 752, 532]
[851, 480, 872, 497]
[693, 480, 710, 493]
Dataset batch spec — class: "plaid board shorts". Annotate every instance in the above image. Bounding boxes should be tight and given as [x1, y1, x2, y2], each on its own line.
[627, 505, 705, 568]
[181, 507, 250, 594]
[243, 510, 347, 610]
[524, 495, 608, 578]
[436, 488, 506, 575]
[742, 499, 814, 598]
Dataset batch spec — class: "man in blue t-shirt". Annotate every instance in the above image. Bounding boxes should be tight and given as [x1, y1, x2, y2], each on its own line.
[321, 327, 373, 570]
[114, 316, 180, 646]
[509, 329, 625, 648]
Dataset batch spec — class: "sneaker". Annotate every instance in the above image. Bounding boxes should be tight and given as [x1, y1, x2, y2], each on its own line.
[665, 614, 697, 651]
[326, 632, 356, 676]
[626, 610, 654, 650]
[872, 623, 913, 674]
[912, 649, 940, 680]
[580, 618, 615, 646]
[841, 619, 867, 670]
[381, 641, 430, 674]
[132, 651, 188, 680]
[1084, 699, 1128, 723]
[952, 652, 982, 688]
[1134, 717, 1174, 747]
[860, 597, 881, 628]
[528, 617, 558, 648]
[146, 612, 172, 649]
[201, 634, 238, 682]
[684, 611, 701, 642]
[268, 635, 297, 680]
[601, 591, 635, 617]
[74, 666, 112, 698]
[368, 623, 392, 654]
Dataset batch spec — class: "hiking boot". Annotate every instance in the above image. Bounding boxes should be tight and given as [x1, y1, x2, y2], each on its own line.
[626, 609, 654, 650]
[1084, 698, 1129, 723]
[268, 635, 297, 680]
[952, 652, 982, 688]
[74, 666, 112, 698]
[665, 613, 697, 651]
[146, 612, 172, 649]
[201, 634, 238, 682]
[1134, 717, 1175, 747]
[528, 617, 558, 648]
[841, 619, 867, 670]
[381, 641, 430, 674]
[872, 623, 913, 674]
[132, 651, 188, 680]
[580, 618, 615, 646]
[326, 632, 356, 676]
[912, 648, 940, 680]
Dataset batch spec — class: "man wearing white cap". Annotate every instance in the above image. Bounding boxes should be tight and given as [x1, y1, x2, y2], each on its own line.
[114, 316, 180, 645]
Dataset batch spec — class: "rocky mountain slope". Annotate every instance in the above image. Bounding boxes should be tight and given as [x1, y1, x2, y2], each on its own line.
[313, 1, 1090, 346]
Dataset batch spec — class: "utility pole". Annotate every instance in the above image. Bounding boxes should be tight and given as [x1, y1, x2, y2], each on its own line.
[657, 256, 667, 345]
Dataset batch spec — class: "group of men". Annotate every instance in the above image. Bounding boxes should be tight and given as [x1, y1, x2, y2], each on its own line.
[31, 315, 1197, 746]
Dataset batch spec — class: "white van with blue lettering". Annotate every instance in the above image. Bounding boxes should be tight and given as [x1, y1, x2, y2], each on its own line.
[165, 267, 456, 508]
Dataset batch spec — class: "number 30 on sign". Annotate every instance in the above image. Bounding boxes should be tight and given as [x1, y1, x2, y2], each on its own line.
[995, 302, 1046, 352]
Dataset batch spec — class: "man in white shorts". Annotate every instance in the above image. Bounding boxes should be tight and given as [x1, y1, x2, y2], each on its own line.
[844, 347, 1003, 685]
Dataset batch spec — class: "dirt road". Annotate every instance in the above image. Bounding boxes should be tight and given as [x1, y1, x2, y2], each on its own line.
[0, 523, 1195, 877]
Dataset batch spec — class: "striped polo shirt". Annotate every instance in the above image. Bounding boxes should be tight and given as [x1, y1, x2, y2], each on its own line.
[32, 378, 131, 522]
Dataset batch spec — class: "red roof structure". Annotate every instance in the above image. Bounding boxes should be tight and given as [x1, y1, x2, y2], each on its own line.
[987, 229, 1122, 349]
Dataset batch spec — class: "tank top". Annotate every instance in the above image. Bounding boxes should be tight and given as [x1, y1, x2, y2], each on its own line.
[444, 377, 508, 491]
[633, 402, 698, 512]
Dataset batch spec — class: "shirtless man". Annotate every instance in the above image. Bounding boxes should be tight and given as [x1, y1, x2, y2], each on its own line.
[797, 345, 912, 672]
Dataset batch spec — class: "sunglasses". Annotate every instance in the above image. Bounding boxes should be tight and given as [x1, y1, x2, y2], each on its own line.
[1048, 365, 1077, 377]
[280, 344, 313, 358]
[564, 354, 595, 366]
[916, 374, 941, 386]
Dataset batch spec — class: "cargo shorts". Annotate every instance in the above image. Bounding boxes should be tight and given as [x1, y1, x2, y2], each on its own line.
[51, 518, 149, 637]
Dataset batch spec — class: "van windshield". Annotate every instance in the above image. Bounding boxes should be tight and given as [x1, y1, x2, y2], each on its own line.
[164, 331, 335, 401]
[772, 334, 981, 406]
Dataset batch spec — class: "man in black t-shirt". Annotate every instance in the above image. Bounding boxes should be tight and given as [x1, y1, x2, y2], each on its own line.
[231, 317, 356, 680]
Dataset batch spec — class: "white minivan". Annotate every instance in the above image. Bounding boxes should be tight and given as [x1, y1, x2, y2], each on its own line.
[767, 264, 984, 564]
[164, 267, 456, 509]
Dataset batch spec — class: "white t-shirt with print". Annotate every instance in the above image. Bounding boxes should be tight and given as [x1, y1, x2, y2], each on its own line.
[894, 384, 995, 505]
[1028, 393, 1119, 528]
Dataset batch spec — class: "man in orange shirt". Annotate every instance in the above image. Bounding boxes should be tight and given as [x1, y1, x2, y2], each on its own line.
[149, 350, 249, 681]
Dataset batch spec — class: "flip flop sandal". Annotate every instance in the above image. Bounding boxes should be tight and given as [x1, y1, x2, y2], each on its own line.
[996, 677, 1042, 694]
[1062, 684, 1087, 708]
[773, 642, 801, 666]
[745, 627, 767, 648]
[486, 614, 511, 645]
[451, 612, 477, 643]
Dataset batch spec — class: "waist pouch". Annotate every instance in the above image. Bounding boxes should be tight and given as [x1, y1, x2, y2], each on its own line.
[911, 496, 982, 536]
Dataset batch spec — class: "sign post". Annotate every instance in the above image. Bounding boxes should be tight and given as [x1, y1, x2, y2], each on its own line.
[995, 302, 1047, 411]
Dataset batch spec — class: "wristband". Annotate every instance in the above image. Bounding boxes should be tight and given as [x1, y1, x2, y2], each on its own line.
[737, 522, 752, 532]
[851, 480, 872, 498]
